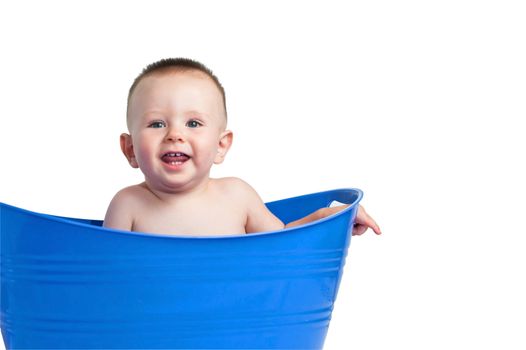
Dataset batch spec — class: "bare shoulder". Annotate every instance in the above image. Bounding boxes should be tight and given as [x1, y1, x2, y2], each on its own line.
[213, 176, 253, 189]
[103, 184, 150, 230]
[211, 177, 259, 200]
[212, 177, 284, 233]
[110, 184, 149, 205]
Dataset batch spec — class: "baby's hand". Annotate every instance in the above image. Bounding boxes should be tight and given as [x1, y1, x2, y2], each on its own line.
[352, 205, 381, 236]
[317, 204, 381, 236]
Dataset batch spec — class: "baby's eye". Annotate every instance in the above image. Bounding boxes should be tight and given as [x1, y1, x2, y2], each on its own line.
[186, 120, 203, 128]
[148, 121, 166, 128]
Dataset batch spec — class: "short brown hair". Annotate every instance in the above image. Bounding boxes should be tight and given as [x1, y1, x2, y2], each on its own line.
[127, 58, 227, 122]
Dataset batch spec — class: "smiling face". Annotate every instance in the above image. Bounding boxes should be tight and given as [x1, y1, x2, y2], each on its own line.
[122, 70, 232, 194]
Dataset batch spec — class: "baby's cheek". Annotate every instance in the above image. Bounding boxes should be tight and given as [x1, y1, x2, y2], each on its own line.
[135, 146, 153, 168]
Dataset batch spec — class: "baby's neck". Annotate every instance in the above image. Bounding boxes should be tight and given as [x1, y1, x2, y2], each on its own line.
[140, 177, 211, 203]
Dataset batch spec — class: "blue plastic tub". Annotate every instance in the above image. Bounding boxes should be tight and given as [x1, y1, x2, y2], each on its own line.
[0, 188, 361, 349]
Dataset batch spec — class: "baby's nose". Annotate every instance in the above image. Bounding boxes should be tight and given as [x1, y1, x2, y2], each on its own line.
[165, 127, 185, 142]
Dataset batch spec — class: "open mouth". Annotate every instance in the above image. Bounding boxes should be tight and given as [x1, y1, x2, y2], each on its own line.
[161, 152, 191, 166]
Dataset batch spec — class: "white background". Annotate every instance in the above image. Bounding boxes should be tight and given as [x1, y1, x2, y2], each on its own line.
[1, 1, 525, 349]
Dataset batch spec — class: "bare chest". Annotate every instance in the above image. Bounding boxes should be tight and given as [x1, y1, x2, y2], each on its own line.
[132, 198, 247, 236]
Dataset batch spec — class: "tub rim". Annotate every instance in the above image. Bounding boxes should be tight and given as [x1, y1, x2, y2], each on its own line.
[1, 188, 362, 240]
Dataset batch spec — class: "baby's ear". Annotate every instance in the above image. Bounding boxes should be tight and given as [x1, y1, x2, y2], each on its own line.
[214, 130, 233, 164]
[120, 133, 139, 168]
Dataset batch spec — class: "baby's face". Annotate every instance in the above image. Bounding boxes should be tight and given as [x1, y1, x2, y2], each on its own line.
[125, 71, 230, 193]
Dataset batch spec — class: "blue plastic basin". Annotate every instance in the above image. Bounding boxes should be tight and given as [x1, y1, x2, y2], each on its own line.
[0, 188, 361, 349]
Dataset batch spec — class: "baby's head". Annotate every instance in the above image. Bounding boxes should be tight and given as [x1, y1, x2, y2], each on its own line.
[121, 58, 233, 193]
[126, 58, 227, 128]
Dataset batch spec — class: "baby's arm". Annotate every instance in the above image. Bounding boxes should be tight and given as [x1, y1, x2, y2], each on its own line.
[241, 180, 381, 235]
[285, 204, 382, 235]
[103, 188, 135, 231]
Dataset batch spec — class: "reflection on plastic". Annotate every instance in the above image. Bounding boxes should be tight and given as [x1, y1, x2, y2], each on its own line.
[0, 188, 361, 349]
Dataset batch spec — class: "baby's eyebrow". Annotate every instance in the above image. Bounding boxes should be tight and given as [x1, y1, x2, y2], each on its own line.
[141, 110, 165, 118]
[185, 110, 209, 118]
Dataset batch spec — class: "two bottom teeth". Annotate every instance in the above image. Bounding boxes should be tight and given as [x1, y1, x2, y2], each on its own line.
[170, 161, 184, 165]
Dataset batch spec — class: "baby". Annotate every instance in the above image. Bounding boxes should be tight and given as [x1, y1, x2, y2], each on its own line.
[104, 58, 381, 236]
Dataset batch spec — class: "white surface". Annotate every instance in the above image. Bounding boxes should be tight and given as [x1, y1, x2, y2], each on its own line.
[1, 1, 525, 349]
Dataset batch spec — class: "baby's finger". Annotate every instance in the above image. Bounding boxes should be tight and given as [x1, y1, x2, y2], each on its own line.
[356, 206, 382, 235]
[365, 212, 382, 235]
